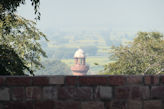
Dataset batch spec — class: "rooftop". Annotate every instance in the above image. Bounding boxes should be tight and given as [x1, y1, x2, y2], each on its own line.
[74, 48, 86, 58]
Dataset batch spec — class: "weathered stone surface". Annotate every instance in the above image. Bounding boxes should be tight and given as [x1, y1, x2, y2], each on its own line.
[111, 100, 128, 109]
[75, 87, 93, 100]
[49, 76, 64, 84]
[96, 86, 112, 100]
[32, 77, 49, 85]
[109, 76, 126, 85]
[144, 100, 162, 109]
[127, 76, 143, 84]
[141, 86, 150, 99]
[144, 75, 159, 85]
[128, 100, 142, 109]
[0, 88, 9, 101]
[151, 86, 164, 99]
[5, 101, 33, 109]
[78, 76, 109, 85]
[105, 101, 111, 109]
[115, 87, 130, 99]
[131, 86, 150, 99]
[58, 86, 92, 100]
[55, 101, 81, 109]
[26, 87, 42, 100]
[160, 75, 164, 84]
[65, 76, 78, 85]
[6, 77, 31, 86]
[81, 102, 105, 109]
[0, 75, 163, 108]
[0, 77, 5, 85]
[34, 101, 54, 109]
[58, 87, 75, 100]
[11, 87, 25, 101]
[43, 87, 57, 100]
[0, 104, 3, 109]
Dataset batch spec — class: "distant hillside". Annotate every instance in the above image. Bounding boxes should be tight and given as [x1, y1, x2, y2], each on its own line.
[43, 31, 135, 58]
[39, 30, 136, 74]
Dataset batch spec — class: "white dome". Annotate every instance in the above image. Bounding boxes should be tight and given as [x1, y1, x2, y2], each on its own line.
[74, 49, 86, 58]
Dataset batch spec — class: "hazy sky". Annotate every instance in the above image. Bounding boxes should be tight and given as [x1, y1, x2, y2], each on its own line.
[17, 0, 164, 32]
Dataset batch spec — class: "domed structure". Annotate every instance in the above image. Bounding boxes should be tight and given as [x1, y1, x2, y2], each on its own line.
[74, 48, 85, 58]
[71, 49, 89, 75]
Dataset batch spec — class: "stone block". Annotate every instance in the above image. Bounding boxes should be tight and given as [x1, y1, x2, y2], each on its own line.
[160, 75, 164, 84]
[144, 75, 159, 85]
[58, 87, 75, 100]
[11, 87, 25, 101]
[34, 101, 54, 109]
[128, 100, 142, 109]
[0, 77, 5, 85]
[115, 87, 130, 99]
[26, 87, 42, 100]
[144, 100, 162, 109]
[43, 87, 57, 100]
[0, 88, 10, 101]
[131, 86, 150, 99]
[65, 76, 78, 85]
[127, 76, 143, 84]
[49, 76, 64, 85]
[6, 77, 31, 86]
[0, 104, 3, 109]
[111, 100, 128, 109]
[81, 102, 105, 109]
[105, 101, 111, 109]
[6, 101, 33, 109]
[151, 86, 164, 99]
[109, 76, 126, 85]
[78, 76, 109, 85]
[55, 101, 81, 109]
[32, 77, 49, 85]
[96, 86, 112, 100]
[58, 86, 92, 100]
[75, 87, 93, 100]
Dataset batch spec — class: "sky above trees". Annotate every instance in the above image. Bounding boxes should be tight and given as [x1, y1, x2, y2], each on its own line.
[17, 0, 164, 32]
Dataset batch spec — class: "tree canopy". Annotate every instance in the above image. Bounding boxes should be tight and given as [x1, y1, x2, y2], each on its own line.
[0, 0, 48, 75]
[0, 0, 40, 34]
[0, 15, 47, 75]
[0, 44, 32, 75]
[0, 0, 40, 19]
[104, 32, 164, 75]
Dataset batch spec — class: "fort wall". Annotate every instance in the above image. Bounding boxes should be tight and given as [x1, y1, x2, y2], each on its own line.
[0, 75, 164, 109]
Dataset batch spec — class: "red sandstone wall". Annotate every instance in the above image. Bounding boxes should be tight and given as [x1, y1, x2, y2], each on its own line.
[0, 75, 164, 109]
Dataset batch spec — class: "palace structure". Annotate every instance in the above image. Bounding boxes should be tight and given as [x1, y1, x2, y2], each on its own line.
[71, 49, 89, 75]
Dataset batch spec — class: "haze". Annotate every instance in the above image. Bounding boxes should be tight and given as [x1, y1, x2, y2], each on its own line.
[17, 0, 164, 32]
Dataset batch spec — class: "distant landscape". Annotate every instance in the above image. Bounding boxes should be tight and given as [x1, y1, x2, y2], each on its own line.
[36, 30, 136, 75]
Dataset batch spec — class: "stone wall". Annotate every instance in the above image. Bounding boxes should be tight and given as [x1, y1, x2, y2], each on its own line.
[0, 75, 164, 109]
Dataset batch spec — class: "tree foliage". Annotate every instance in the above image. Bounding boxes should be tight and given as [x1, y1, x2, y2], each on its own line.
[104, 32, 164, 75]
[0, 0, 40, 19]
[0, 0, 47, 75]
[0, 44, 33, 75]
[0, 0, 40, 34]
[0, 15, 47, 75]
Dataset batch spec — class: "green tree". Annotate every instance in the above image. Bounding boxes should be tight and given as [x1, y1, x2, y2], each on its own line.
[0, 0, 47, 75]
[104, 32, 164, 75]
[0, 0, 41, 34]
[0, 15, 47, 75]
[0, 44, 33, 75]
[0, 0, 40, 19]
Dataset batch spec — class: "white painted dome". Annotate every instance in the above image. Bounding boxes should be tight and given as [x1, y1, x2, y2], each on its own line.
[74, 48, 85, 58]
